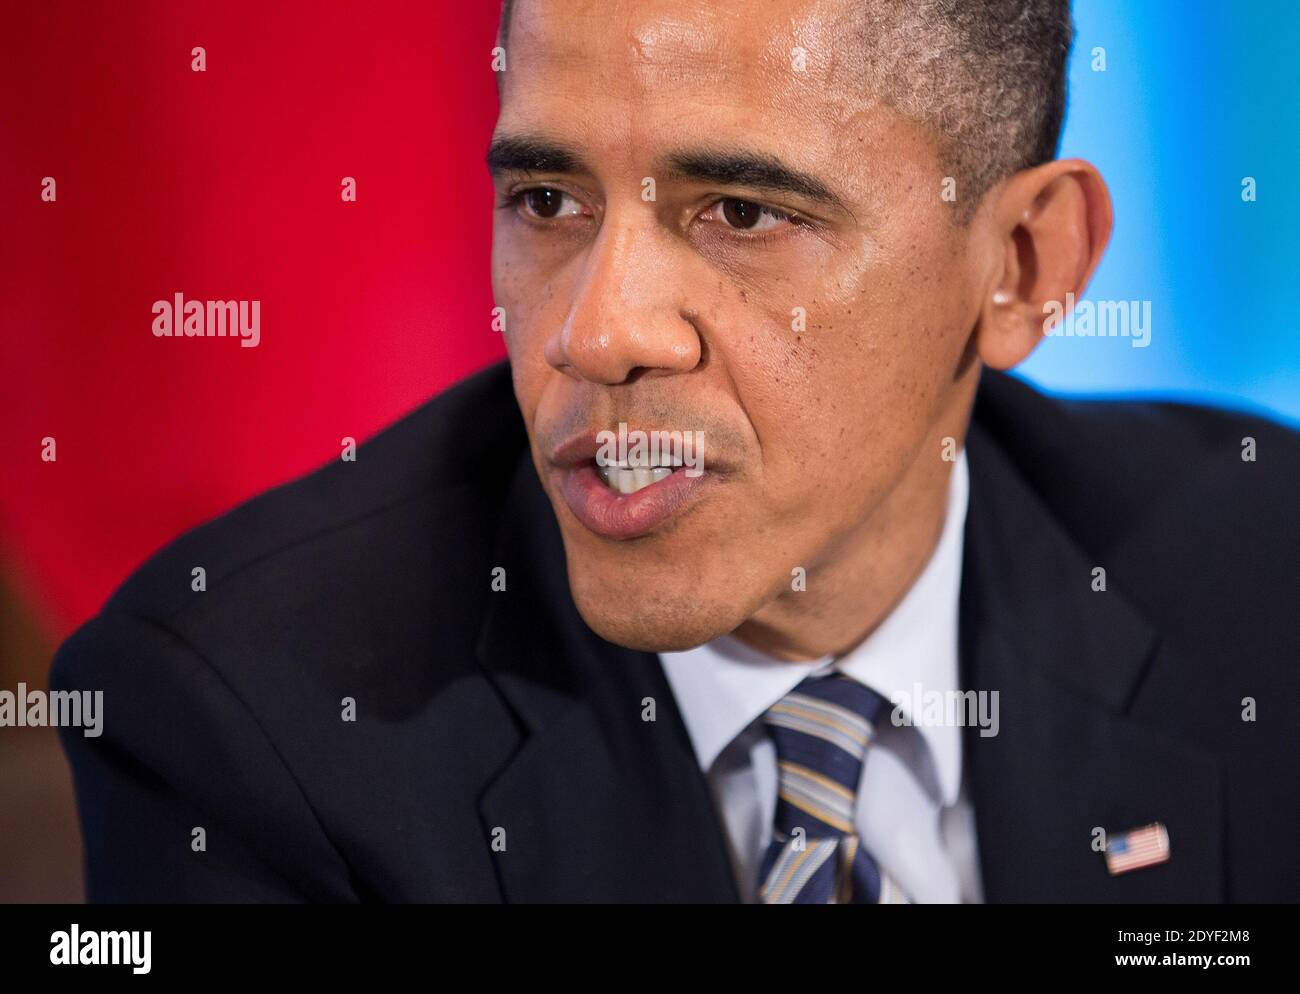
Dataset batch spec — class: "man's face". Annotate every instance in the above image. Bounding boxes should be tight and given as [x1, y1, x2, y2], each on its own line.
[491, 0, 984, 652]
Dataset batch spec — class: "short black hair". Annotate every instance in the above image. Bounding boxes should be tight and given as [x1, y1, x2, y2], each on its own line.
[497, 0, 1073, 216]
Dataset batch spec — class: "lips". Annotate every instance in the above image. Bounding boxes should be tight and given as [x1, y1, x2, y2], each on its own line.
[547, 426, 718, 539]
[555, 459, 710, 539]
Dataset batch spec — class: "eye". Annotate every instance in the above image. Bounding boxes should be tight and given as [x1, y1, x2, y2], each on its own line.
[513, 187, 587, 221]
[702, 197, 796, 233]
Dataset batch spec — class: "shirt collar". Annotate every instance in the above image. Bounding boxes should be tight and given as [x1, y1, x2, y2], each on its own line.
[659, 448, 969, 809]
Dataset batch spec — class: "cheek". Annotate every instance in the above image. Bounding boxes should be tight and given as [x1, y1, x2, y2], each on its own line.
[494, 280, 550, 430]
[712, 304, 860, 513]
[491, 220, 576, 342]
[726, 238, 966, 509]
[494, 248, 562, 370]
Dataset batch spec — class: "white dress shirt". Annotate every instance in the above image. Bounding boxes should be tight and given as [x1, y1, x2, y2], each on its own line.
[659, 449, 983, 903]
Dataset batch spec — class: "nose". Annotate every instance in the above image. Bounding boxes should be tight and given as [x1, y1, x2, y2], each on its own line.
[544, 218, 702, 385]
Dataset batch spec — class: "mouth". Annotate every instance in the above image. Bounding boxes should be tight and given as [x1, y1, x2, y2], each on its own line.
[547, 432, 717, 540]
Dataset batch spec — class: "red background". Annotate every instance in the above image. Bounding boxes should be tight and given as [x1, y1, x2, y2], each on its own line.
[1, 0, 505, 639]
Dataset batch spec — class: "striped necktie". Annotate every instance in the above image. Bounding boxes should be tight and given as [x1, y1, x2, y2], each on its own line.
[757, 670, 909, 903]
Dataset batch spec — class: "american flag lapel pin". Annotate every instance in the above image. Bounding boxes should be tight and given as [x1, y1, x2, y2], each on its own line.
[1105, 822, 1171, 875]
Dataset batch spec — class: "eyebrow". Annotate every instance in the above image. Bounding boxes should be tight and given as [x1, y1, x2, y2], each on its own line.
[663, 149, 851, 214]
[486, 134, 586, 176]
[486, 134, 853, 217]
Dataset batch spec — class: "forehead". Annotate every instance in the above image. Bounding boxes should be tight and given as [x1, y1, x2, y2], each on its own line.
[498, 0, 906, 187]
[506, 0, 857, 81]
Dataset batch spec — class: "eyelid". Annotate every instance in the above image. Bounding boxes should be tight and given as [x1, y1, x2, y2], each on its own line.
[697, 196, 807, 234]
[503, 179, 590, 203]
[502, 183, 594, 220]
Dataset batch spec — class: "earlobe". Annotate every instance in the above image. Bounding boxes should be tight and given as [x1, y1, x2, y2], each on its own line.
[973, 158, 1114, 372]
[977, 288, 1042, 371]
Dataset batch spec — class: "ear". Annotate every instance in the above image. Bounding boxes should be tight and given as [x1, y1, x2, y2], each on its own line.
[973, 158, 1113, 371]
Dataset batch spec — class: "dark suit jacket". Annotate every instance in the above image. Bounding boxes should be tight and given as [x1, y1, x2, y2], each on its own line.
[52, 362, 1300, 902]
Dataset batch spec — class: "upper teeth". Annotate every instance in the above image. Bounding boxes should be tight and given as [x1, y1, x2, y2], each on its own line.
[597, 464, 675, 495]
[599, 454, 685, 469]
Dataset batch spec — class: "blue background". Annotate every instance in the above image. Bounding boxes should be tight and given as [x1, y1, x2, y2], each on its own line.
[1017, 0, 1298, 425]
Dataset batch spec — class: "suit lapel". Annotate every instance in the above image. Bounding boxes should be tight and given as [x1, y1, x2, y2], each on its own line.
[474, 456, 739, 902]
[961, 417, 1224, 902]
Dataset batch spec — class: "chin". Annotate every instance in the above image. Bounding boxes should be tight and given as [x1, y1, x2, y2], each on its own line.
[567, 570, 746, 653]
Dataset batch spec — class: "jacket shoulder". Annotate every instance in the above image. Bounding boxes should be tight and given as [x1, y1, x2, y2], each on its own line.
[974, 369, 1300, 657]
[105, 360, 523, 623]
[975, 370, 1298, 530]
[976, 369, 1298, 484]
